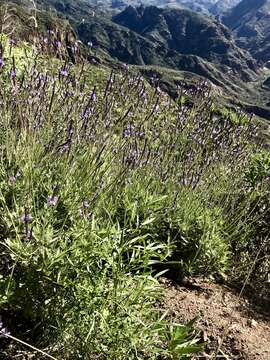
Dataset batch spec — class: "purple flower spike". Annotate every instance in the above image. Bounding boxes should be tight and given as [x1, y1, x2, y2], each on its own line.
[123, 124, 134, 138]
[9, 171, 20, 184]
[0, 58, 4, 68]
[89, 91, 97, 101]
[83, 200, 89, 208]
[79, 207, 84, 218]
[10, 69, 16, 78]
[79, 200, 90, 218]
[60, 68, 69, 77]
[48, 195, 59, 207]
[9, 176, 17, 183]
[21, 213, 32, 224]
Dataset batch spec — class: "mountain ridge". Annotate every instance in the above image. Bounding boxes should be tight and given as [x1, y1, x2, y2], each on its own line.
[113, 5, 257, 78]
[223, 0, 270, 62]
[210, 0, 241, 15]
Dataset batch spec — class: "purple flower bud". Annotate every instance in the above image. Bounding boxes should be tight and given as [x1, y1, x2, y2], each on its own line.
[58, 143, 70, 154]
[0, 58, 4, 68]
[83, 200, 89, 208]
[48, 195, 59, 207]
[9, 176, 17, 183]
[10, 69, 16, 78]
[89, 91, 97, 101]
[123, 124, 134, 138]
[26, 229, 33, 240]
[79, 200, 90, 218]
[21, 213, 32, 223]
[79, 207, 84, 218]
[9, 39, 16, 46]
[60, 68, 69, 77]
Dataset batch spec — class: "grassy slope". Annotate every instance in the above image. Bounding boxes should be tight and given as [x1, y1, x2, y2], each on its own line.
[0, 3, 270, 360]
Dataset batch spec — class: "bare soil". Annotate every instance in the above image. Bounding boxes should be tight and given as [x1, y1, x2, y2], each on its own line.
[1, 278, 270, 359]
[160, 277, 270, 359]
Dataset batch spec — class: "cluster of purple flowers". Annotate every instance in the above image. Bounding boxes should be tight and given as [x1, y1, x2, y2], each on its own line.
[48, 195, 59, 207]
[79, 200, 90, 218]
[10, 69, 16, 78]
[60, 68, 69, 77]
[123, 124, 135, 138]
[21, 213, 32, 224]
[9, 172, 20, 184]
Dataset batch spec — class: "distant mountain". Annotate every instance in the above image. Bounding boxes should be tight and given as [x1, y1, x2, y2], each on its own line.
[210, 0, 241, 15]
[160, 1, 217, 14]
[98, 1, 242, 15]
[112, 6, 257, 78]
[85, 0, 219, 14]
[30, 2, 258, 87]
[223, 0, 270, 62]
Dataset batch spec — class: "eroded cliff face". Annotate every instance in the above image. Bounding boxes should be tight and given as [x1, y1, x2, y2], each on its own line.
[223, 0, 270, 61]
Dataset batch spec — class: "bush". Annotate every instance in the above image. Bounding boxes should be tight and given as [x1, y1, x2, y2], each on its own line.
[0, 37, 268, 358]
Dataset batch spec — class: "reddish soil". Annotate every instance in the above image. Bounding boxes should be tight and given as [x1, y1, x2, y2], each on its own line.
[160, 277, 270, 359]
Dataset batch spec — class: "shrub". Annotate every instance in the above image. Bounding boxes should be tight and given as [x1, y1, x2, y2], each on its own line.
[0, 36, 267, 358]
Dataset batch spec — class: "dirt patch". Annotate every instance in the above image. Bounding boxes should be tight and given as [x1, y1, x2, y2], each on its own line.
[160, 277, 270, 359]
[1, 278, 270, 359]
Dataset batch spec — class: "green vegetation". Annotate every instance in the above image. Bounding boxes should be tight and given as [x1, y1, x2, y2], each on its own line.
[0, 2, 269, 359]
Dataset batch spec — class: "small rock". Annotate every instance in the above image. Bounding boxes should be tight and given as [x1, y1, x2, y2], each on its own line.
[247, 319, 258, 327]
[201, 330, 208, 342]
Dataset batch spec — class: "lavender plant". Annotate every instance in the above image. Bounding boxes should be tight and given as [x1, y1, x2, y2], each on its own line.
[0, 36, 267, 359]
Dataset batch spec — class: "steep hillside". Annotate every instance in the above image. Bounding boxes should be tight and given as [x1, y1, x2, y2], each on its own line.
[223, 0, 270, 62]
[1, 2, 270, 360]
[3, 0, 270, 119]
[80, 1, 218, 14]
[26, 1, 257, 84]
[210, 0, 241, 15]
[113, 5, 256, 77]
[40, 0, 238, 15]
[0, 0, 93, 66]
